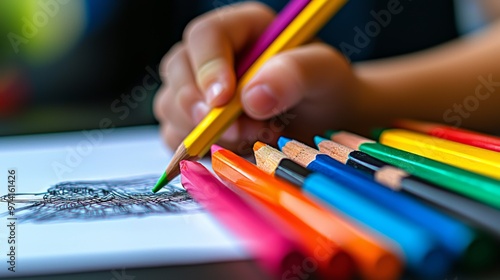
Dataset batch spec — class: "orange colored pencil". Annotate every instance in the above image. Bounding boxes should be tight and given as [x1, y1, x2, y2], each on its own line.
[211, 145, 403, 280]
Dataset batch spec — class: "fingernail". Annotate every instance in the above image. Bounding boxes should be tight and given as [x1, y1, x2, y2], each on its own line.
[192, 102, 210, 124]
[206, 82, 225, 106]
[242, 85, 278, 116]
[221, 123, 239, 142]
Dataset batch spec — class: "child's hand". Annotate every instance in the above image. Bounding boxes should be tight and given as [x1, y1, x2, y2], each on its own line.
[154, 2, 360, 153]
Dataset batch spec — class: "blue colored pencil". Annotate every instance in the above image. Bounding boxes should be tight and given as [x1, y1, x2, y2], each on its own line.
[278, 137, 481, 260]
[304, 172, 451, 278]
[253, 142, 452, 277]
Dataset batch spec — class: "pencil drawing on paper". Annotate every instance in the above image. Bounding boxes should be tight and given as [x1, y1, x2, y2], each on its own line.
[0, 175, 201, 223]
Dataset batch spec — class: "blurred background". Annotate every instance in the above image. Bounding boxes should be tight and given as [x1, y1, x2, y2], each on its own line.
[0, 0, 487, 137]
[0, 1, 194, 136]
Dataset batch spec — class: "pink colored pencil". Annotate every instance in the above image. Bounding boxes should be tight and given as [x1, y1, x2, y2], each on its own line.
[236, 0, 311, 77]
[180, 160, 305, 278]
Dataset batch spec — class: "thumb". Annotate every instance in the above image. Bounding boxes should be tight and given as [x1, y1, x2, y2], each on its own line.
[241, 43, 351, 120]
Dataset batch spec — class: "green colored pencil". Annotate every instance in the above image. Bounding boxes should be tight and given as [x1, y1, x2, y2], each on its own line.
[326, 130, 500, 210]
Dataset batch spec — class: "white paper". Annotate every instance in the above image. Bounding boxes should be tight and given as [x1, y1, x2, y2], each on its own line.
[0, 126, 248, 277]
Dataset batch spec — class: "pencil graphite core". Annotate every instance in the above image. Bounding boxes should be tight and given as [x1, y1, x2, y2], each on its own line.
[252, 141, 267, 151]
[152, 172, 168, 193]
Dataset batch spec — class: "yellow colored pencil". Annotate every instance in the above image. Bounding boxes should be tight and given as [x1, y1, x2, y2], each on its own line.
[153, 0, 347, 192]
[377, 129, 500, 180]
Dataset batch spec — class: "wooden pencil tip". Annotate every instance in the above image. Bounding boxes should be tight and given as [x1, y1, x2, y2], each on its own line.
[254, 143, 287, 174]
[253, 141, 267, 152]
[278, 137, 292, 150]
[153, 144, 198, 193]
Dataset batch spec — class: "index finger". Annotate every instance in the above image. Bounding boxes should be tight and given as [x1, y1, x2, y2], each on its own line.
[184, 2, 275, 107]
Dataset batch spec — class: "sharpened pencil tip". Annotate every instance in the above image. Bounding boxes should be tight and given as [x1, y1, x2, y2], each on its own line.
[324, 130, 340, 139]
[253, 141, 267, 152]
[314, 136, 329, 147]
[152, 172, 169, 193]
[277, 137, 292, 150]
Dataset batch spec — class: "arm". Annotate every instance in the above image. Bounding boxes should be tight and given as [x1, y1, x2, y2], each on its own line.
[354, 19, 500, 133]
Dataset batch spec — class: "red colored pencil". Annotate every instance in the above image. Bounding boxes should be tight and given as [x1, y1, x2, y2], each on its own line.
[393, 119, 500, 152]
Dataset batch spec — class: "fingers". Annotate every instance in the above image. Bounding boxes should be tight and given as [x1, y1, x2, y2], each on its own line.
[156, 41, 352, 151]
[155, 46, 208, 149]
[161, 123, 186, 151]
[155, 3, 355, 153]
[184, 2, 275, 107]
[155, 2, 277, 150]
[157, 46, 205, 122]
[241, 43, 352, 120]
[153, 43, 185, 122]
[156, 87, 209, 150]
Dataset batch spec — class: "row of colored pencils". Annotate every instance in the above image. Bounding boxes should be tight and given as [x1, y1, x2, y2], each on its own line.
[178, 119, 500, 280]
